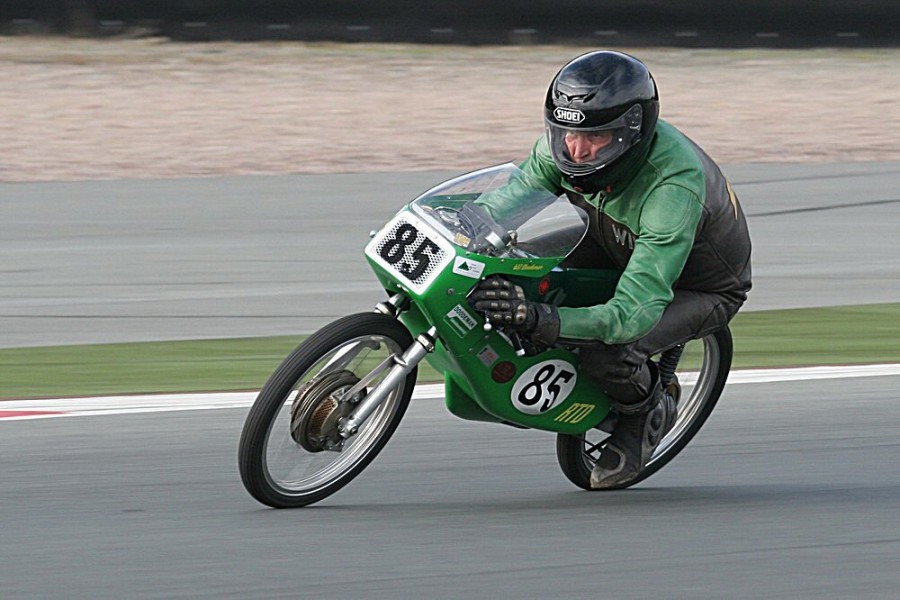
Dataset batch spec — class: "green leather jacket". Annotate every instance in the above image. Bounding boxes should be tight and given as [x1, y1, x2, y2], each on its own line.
[518, 120, 752, 344]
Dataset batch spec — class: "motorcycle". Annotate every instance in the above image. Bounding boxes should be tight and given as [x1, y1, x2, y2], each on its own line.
[238, 163, 732, 508]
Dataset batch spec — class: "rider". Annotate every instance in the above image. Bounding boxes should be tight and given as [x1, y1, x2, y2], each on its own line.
[469, 50, 752, 489]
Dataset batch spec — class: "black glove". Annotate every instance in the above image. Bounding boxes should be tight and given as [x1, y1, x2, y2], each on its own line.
[468, 276, 560, 346]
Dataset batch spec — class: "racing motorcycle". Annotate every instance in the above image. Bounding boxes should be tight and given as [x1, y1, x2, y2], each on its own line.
[238, 163, 732, 508]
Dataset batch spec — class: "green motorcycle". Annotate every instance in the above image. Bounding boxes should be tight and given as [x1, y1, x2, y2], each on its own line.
[238, 163, 732, 508]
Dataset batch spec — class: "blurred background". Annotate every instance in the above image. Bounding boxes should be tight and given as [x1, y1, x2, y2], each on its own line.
[2, 4, 900, 600]
[2, 0, 898, 46]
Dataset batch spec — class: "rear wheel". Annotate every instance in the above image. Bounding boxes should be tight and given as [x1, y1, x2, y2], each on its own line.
[557, 326, 733, 490]
[239, 313, 416, 508]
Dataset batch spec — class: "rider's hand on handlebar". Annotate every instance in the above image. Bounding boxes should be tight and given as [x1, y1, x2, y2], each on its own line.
[468, 276, 560, 346]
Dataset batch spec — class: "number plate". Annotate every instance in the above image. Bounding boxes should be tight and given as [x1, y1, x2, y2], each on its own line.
[365, 212, 455, 294]
[510, 360, 578, 415]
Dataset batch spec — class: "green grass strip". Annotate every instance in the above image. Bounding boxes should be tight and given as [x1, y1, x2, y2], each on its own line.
[1, 303, 898, 399]
[731, 302, 900, 369]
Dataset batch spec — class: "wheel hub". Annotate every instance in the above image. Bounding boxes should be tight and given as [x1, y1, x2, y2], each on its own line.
[290, 370, 365, 452]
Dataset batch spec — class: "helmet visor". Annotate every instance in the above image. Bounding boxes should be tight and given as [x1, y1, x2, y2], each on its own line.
[546, 104, 643, 177]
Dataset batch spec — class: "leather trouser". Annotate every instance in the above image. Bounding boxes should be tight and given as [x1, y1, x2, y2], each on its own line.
[563, 234, 746, 409]
[579, 288, 743, 407]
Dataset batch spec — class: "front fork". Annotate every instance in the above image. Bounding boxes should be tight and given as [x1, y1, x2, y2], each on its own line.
[337, 294, 434, 438]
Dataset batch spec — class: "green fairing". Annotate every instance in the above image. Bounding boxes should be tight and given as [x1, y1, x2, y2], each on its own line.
[365, 233, 619, 434]
[240, 156, 738, 507]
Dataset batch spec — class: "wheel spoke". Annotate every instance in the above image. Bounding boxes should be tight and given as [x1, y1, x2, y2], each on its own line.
[650, 335, 719, 462]
[239, 312, 418, 507]
[556, 327, 732, 490]
[316, 340, 380, 378]
[262, 334, 407, 494]
[583, 437, 605, 458]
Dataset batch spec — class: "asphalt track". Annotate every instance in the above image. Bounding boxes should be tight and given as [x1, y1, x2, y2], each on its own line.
[2, 161, 899, 348]
[2, 374, 900, 598]
[2, 163, 900, 598]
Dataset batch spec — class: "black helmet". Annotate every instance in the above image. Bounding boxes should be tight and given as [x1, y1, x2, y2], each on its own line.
[544, 51, 659, 189]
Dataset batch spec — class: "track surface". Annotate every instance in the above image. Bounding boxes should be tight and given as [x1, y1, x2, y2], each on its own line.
[2, 375, 900, 598]
[2, 164, 899, 597]
[1, 162, 899, 348]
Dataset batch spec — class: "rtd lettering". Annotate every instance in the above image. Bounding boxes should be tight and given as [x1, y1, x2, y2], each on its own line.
[554, 402, 595, 424]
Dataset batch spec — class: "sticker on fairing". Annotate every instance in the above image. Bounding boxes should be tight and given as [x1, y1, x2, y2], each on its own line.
[443, 303, 478, 338]
[365, 212, 455, 294]
[452, 256, 485, 279]
[453, 232, 472, 248]
[476, 344, 499, 367]
[510, 360, 578, 415]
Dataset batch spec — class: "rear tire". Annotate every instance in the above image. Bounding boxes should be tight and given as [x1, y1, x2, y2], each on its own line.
[239, 313, 416, 508]
[557, 326, 733, 490]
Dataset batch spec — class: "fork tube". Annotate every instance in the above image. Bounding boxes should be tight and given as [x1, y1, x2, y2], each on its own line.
[374, 293, 408, 318]
[338, 327, 436, 438]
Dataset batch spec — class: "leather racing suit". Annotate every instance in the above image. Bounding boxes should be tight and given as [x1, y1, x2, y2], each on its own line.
[517, 119, 752, 404]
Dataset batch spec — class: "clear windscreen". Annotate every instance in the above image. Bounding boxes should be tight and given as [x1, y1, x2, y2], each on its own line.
[409, 163, 589, 259]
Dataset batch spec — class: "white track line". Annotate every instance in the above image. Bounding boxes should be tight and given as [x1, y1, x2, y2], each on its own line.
[2, 364, 899, 422]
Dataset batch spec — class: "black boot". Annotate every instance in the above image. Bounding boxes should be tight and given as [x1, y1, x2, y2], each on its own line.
[590, 374, 678, 490]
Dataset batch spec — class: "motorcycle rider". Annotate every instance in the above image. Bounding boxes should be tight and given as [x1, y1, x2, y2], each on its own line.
[469, 51, 752, 489]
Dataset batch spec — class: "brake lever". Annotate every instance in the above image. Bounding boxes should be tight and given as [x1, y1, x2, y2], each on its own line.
[483, 317, 526, 357]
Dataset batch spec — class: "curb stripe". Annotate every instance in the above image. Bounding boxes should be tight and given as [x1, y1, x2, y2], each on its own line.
[2, 363, 899, 422]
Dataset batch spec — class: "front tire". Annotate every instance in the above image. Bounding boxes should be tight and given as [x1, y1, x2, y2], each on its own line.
[557, 326, 733, 490]
[239, 313, 416, 508]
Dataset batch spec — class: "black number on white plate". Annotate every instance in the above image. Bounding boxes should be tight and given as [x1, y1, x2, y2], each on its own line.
[517, 364, 575, 412]
[379, 223, 440, 281]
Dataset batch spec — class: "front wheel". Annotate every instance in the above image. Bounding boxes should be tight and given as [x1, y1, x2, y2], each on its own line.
[239, 312, 417, 508]
[557, 326, 733, 490]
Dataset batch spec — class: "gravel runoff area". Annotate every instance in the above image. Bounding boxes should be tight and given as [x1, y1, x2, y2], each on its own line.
[2, 37, 899, 182]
